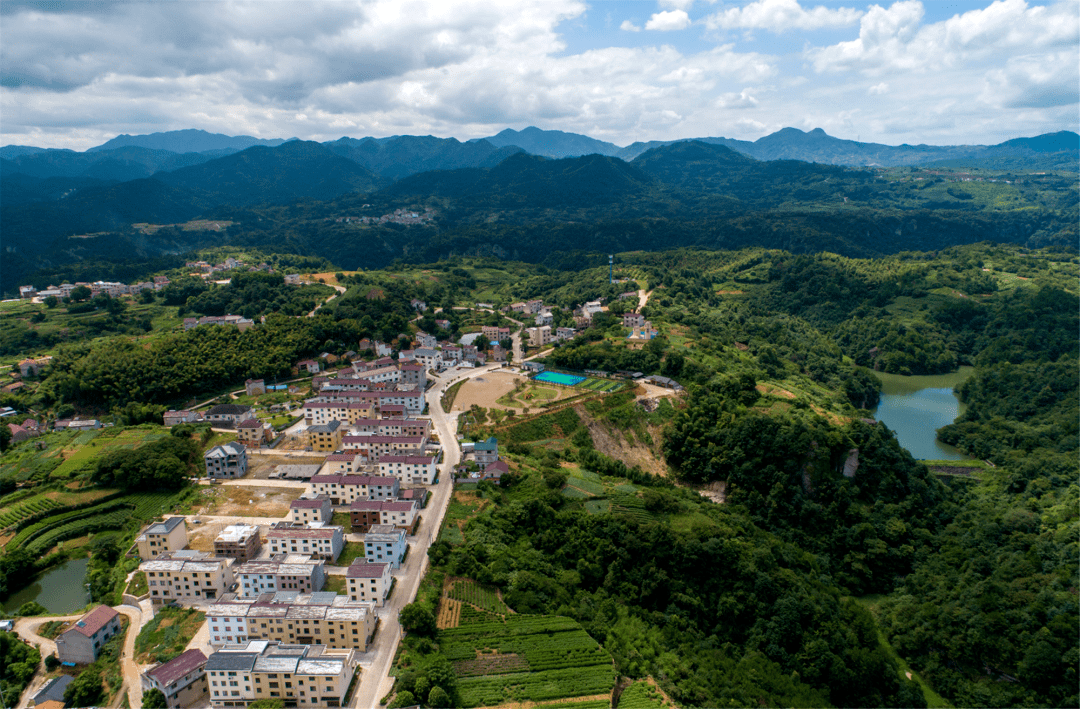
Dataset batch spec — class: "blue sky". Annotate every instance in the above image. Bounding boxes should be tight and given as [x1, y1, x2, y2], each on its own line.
[1, 0, 1076, 150]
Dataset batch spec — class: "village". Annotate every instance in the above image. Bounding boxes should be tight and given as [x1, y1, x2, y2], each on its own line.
[4, 281, 680, 709]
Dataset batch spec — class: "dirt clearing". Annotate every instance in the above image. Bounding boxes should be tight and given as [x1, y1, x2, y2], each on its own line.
[453, 372, 529, 411]
[198, 485, 304, 517]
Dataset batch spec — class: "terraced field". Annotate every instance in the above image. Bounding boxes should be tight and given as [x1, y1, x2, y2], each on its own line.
[441, 614, 616, 707]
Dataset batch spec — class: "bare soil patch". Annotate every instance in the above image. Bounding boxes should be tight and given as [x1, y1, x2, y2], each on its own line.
[454, 372, 530, 411]
[575, 404, 669, 477]
[199, 485, 304, 517]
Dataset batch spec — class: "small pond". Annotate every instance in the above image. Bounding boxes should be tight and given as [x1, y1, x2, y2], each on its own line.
[1, 557, 91, 614]
[871, 367, 975, 460]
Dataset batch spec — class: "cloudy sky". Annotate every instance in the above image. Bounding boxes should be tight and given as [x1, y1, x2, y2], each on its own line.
[2, 0, 1077, 151]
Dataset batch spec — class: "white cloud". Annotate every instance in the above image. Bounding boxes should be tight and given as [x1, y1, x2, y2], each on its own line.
[620, 19, 642, 32]
[0, 0, 1075, 150]
[809, 0, 1078, 75]
[659, 0, 695, 9]
[716, 90, 760, 108]
[981, 51, 1080, 108]
[706, 0, 863, 32]
[645, 10, 692, 31]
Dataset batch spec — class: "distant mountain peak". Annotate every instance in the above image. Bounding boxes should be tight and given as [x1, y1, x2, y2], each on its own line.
[87, 129, 291, 155]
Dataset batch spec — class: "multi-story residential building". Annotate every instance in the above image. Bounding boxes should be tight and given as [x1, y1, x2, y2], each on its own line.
[472, 436, 499, 464]
[345, 561, 392, 606]
[56, 605, 122, 664]
[142, 550, 235, 605]
[237, 418, 273, 447]
[306, 420, 344, 452]
[297, 359, 321, 374]
[136, 517, 188, 560]
[377, 455, 438, 485]
[622, 312, 646, 328]
[481, 325, 512, 342]
[289, 496, 333, 524]
[527, 325, 553, 347]
[302, 402, 376, 426]
[349, 499, 419, 533]
[415, 331, 437, 349]
[142, 649, 208, 709]
[266, 522, 345, 562]
[348, 418, 430, 437]
[205, 442, 248, 479]
[555, 326, 577, 341]
[412, 348, 441, 370]
[213, 525, 262, 563]
[340, 434, 425, 460]
[205, 404, 254, 425]
[321, 453, 361, 474]
[398, 363, 426, 387]
[364, 525, 407, 569]
[307, 475, 399, 505]
[206, 595, 376, 651]
[535, 311, 554, 326]
[235, 554, 326, 597]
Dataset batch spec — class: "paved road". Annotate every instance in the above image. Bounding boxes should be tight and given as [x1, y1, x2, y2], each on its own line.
[349, 366, 474, 709]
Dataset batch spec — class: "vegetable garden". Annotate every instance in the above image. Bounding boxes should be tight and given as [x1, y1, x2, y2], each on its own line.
[440, 614, 615, 707]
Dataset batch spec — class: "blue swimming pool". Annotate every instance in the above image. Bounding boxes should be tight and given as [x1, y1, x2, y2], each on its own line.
[534, 371, 586, 386]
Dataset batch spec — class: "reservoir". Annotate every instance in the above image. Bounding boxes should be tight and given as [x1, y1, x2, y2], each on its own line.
[1, 557, 92, 614]
[871, 367, 975, 460]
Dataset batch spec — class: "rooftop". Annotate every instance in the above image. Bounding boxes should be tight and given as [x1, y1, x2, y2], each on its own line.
[147, 649, 207, 687]
[145, 516, 186, 535]
[346, 560, 390, 579]
[67, 605, 119, 637]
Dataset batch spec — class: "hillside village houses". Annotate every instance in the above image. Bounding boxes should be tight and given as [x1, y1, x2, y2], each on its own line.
[349, 499, 419, 533]
[142, 648, 209, 709]
[141, 550, 235, 605]
[205, 640, 358, 708]
[234, 554, 326, 597]
[55, 605, 123, 664]
[205, 594, 377, 650]
[266, 521, 346, 562]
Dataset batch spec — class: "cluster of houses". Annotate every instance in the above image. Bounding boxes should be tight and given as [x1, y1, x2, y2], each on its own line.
[182, 314, 255, 332]
[18, 276, 171, 301]
[110, 491, 417, 708]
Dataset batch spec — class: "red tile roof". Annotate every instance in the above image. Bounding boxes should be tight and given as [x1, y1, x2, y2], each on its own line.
[69, 605, 119, 637]
[147, 649, 207, 687]
[346, 561, 390, 578]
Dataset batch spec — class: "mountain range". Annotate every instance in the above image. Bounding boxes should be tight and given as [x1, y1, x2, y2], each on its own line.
[1, 126, 1076, 294]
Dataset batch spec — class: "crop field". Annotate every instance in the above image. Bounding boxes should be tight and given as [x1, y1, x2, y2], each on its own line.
[617, 680, 671, 709]
[448, 578, 509, 614]
[441, 614, 615, 707]
[4, 492, 174, 554]
[1, 427, 173, 484]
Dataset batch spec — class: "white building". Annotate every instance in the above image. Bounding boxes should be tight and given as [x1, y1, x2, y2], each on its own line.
[364, 525, 407, 569]
[266, 522, 345, 562]
[345, 561, 393, 606]
[377, 455, 438, 485]
[234, 554, 326, 597]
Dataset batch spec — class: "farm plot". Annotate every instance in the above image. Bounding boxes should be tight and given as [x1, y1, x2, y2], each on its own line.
[448, 578, 509, 614]
[441, 614, 615, 707]
[6, 492, 175, 554]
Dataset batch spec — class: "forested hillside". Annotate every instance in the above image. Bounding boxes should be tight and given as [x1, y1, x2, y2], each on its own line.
[3, 135, 1075, 295]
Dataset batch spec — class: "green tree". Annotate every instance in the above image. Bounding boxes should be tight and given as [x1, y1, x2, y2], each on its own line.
[399, 602, 437, 636]
[64, 668, 104, 707]
[427, 685, 451, 708]
[389, 690, 416, 708]
[143, 688, 168, 708]
[44, 295, 59, 308]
